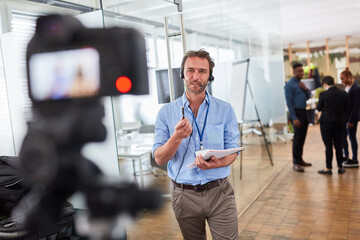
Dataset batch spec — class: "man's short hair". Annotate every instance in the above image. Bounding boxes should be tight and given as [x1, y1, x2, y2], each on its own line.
[292, 62, 303, 71]
[322, 76, 334, 86]
[180, 49, 215, 79]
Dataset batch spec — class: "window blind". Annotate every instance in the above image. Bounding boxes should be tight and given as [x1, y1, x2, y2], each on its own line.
[10, 11, 38, 121]
[0, 45, 12, 136]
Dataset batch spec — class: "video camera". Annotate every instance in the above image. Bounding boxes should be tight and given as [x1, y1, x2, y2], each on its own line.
[27, 14, 148, 103]
[16, 14, 161, 239]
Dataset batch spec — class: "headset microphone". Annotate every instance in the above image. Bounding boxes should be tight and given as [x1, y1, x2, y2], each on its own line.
[197, 82, 213, 87]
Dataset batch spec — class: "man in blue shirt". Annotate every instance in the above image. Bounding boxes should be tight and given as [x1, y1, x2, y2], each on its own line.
[284, 62, 312, 172]
[153, 49, 240, 240]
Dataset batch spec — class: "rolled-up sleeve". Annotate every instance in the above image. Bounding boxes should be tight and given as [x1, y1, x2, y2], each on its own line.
[284, 84, 297, 120]
[224, 106, 240, 150]
[152, 107, 170, 157]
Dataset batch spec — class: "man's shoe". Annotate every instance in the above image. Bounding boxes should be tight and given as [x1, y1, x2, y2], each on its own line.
[293, 164, 304, 172]
[318, 169, 332, 175]
[338, 168, 346, 174]
[299, 160, 312, 167]
[342, 157, 350, 162]
[343, 160, 359, 168]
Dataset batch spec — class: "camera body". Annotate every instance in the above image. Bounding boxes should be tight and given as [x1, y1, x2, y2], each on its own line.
[27, 14, 149, 104]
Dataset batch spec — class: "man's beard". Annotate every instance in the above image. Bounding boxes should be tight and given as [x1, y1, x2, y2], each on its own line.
[185, 81, 207, 94]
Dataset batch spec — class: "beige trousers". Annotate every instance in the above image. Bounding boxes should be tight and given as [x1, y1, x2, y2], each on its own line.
[171, 178, 239, 240]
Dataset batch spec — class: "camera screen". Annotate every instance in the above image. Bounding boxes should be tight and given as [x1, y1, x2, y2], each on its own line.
[29, 48, 100, 101]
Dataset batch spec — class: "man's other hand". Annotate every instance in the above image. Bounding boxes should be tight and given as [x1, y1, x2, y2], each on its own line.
[293, 119, 301, 127]
[194, 154, 218, 170]
[298, 81, 308, 91]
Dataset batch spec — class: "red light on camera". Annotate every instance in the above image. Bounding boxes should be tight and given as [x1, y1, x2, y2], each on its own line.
[116, 76, 132, 93]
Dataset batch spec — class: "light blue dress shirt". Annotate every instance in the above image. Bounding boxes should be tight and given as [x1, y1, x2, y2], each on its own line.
[152, 92, 240, 185]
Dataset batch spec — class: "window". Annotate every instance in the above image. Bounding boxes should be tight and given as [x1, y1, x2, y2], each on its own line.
[11, 11, 38, 121]
[145, 36, 156, 68]
[0, 45, 12, 137]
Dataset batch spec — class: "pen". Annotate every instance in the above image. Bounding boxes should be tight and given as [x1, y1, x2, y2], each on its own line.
[182, 106, 185, 120]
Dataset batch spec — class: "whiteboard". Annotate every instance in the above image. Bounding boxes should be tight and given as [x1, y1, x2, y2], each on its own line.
[228, 59, 250, 122]
[229, 57, 286, 125]
[211, 61, 233, 102]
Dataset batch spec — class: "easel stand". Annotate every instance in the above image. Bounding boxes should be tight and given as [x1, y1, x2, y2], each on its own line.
[239, 59, 273, 179]
[242, 124, 262, 136]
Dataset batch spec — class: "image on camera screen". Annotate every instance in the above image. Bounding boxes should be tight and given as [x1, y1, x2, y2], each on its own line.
[29, 47, 100, 101]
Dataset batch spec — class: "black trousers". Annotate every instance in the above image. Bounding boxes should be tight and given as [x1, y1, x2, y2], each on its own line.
[342, 121, 358, 161]
[320, 122, 344, 169]
[291, 109, 308, 164]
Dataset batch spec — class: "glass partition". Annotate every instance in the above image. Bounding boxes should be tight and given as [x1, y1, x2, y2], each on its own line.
[102, 0, 180, 129]
[0, 0, 120, 177]
[102, 0, 181, 179]
[183, 0, 285, 124]
[0, 0, 288, 183]
[0, 38, 15, 156]
[0, 0, 293, 238]
[98, 1, 289, 239]
[104, 0, 286, 133]
[100, 0, 286, 179]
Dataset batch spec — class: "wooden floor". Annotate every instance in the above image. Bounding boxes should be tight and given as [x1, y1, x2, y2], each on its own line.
[119, 124, 360, 240]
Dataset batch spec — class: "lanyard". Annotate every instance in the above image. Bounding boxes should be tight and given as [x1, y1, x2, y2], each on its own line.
[191, 101, 210, 150]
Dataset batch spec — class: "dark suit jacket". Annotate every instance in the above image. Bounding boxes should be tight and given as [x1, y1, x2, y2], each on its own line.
[345, 83, 360, 124]
[317, 86, 348, 123]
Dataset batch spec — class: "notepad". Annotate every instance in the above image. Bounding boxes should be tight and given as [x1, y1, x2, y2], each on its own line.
[186, 147, 245, 169]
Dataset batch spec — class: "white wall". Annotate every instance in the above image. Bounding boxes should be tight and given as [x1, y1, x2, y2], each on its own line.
[0, 32, 27, 155]
[0, 35, 15, 156]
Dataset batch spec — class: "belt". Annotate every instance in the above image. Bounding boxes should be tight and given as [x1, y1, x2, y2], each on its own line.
[172, 178, 226, 192]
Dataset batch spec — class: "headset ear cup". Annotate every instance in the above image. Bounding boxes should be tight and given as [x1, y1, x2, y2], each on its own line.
[180, 70, 184, 79]
[209, 75, 214, 82]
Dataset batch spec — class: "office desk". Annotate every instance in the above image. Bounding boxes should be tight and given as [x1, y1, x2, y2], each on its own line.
[117, 133, 154, 188]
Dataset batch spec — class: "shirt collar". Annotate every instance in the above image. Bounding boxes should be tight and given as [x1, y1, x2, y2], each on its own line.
[292, 77, 301, 82]
[181, 91, 210, 106]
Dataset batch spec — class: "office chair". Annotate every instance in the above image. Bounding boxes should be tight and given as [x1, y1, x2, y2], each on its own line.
[138, 124, 167, 177]
[242, 123, 262, 136]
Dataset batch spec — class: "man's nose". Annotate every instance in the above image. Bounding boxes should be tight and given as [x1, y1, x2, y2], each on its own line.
[193, 71, 200, 79]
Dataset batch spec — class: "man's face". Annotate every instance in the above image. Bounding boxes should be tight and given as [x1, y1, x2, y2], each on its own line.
[293, 66, 304, 79]
[183, 57, 210, 95]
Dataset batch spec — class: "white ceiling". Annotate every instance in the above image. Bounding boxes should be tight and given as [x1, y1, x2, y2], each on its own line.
[279, 0, 360, 50]
[102, 0, 360, 51]
[30, 0, 360, 51]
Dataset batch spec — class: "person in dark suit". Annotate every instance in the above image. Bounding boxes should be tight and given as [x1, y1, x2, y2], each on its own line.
[317, 76, 347, 174]
[341, 68, 360, 168]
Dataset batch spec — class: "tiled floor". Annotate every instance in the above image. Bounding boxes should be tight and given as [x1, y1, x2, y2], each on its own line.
[238, 125, 360, 240]
[119, 124, 360, 239]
